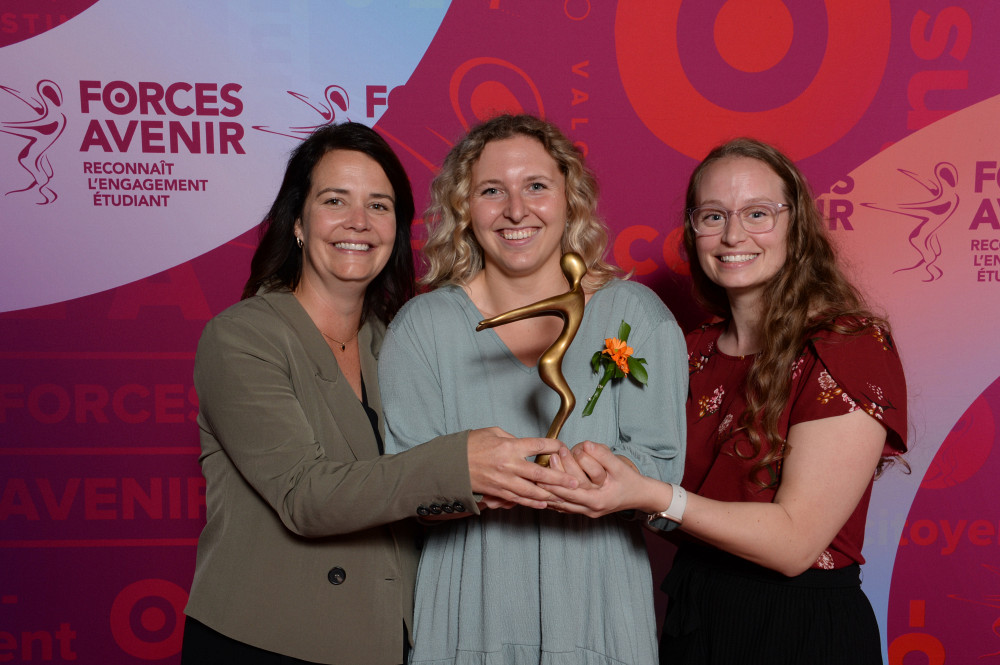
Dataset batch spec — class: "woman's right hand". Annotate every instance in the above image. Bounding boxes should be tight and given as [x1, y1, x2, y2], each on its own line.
[467, 427, 577, 509]
[547, 443, 602, 489]
[478, 495, 517, 510]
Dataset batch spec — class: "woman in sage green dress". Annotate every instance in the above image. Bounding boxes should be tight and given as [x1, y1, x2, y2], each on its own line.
[379, 114, 687, 664]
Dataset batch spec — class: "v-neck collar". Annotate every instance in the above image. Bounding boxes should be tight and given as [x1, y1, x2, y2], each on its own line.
[449, 284, 603, 373]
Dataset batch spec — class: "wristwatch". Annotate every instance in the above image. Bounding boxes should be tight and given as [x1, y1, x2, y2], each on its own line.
[646, 483, 687, 527]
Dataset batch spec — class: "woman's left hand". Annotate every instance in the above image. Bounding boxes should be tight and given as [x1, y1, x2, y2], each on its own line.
[546, 443, 601, 489]
[543, 442, 664, 518]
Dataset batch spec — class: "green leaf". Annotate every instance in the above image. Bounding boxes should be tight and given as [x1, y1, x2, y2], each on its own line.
[590, 351, 602, 373]
[628, 357, 648, 384]
[617, 319, 631, 342]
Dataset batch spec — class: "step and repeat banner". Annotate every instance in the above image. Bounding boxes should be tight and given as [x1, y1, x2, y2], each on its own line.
[2, 1, 999, 662]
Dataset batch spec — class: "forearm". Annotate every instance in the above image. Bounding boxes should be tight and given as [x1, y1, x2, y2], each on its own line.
[279, 430, 477, 536]
[676, 494, 826, 576]
[549, 445, 834, 575]
[673, 411, 890, 575]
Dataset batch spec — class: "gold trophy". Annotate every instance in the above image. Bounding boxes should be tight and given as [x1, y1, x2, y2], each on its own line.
[476, 252, 586, 465]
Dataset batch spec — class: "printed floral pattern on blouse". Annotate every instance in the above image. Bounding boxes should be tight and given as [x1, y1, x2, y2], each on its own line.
[814, 550, 836, 570]
[696, 386, 725, 419]
[683, 320, 908, 570]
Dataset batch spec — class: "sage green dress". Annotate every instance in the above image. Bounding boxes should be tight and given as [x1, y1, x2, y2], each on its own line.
[380, 280, 686, 664]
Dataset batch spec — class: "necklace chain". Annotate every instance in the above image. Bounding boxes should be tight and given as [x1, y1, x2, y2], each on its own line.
[320, 328, 359, 351]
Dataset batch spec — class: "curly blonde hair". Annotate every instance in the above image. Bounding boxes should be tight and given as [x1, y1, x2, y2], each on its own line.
[683, 138, 903, 483]
[421, 114, 621, 290]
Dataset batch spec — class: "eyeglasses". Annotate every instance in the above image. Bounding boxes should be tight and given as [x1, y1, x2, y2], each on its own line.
[687, 202, 790, 237]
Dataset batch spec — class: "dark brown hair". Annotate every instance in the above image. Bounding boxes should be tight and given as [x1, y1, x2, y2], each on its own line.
[242, 122, 415, 324]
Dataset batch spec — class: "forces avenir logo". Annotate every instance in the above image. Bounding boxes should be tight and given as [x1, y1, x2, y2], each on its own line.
[0, 79, 66, 205]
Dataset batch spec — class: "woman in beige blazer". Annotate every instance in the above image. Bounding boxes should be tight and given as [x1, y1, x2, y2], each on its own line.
[181, 123, 573, 665]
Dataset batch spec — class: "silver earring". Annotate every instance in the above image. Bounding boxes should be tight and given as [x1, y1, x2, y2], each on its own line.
[296, 237, 303, 248]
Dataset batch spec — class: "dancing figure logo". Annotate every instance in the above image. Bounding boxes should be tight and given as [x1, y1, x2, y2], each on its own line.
[861, 162, 960, 282]
[1, 79, 66, 204]
[253, 84, 351, 140]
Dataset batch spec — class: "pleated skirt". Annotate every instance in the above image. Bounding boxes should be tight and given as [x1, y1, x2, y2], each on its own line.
[659, 546, 883, 665]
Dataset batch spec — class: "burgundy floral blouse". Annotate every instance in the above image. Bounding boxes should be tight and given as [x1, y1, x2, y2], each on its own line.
[684, 320, 907, 569]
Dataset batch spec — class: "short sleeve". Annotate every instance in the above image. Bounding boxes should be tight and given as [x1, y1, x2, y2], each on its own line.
[791, 326, 907, 457]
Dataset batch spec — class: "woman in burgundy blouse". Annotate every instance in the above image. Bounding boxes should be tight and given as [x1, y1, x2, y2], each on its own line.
[545, 138, 907, 664]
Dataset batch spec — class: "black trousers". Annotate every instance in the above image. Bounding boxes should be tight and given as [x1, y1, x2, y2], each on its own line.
[180, 616, 409, 665]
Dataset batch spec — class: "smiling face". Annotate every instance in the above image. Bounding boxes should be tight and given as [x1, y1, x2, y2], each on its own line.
[468, 134, 568, 281]
[294, 149, 396, 294]
[693, 156, 790, 306]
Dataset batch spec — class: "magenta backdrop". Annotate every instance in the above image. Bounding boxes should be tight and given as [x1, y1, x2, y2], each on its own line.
[2, 1, 1000, 663]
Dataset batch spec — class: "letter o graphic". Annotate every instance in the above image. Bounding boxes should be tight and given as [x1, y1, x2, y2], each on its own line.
[888, 632, 946, 665]
[615, 0, 890, 160]
[110, 579, 187, 659]
[104, 81, 138, 115]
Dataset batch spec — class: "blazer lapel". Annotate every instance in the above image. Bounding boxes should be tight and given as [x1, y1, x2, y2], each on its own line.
[360, 321, 386, 441]
[263, 291, 380, 462]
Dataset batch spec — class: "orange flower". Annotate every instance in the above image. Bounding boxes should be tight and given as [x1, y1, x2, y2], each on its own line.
[602, 337, 633, 374]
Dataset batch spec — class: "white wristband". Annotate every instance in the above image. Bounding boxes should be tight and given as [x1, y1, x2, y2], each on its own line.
[647, 483, 687, 526]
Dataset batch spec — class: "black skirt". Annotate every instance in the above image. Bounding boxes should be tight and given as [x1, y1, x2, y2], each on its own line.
[659, 546, 883, 665]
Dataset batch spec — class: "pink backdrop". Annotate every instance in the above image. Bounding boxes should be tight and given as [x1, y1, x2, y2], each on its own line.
[2, 1, 999, 662]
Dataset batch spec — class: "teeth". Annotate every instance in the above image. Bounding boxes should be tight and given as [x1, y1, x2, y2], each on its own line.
[720, 254, 757, 263]
[335, 242, 371, 251]
[501, 228, 537, 240]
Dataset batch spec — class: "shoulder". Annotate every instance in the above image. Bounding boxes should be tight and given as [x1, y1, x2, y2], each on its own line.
[808, 320, 903, 372]
[213, 289, 294, 322]
[391, 286, 465, 324]
[197, 290, 330, 368]
[805, 320, 908, 449]
[590, 279, 676, 325]
[385, 286, 468, 342]
[203, 293, 279, 337]
[193, 295, 297, 387]
[686, 320, 724, 354]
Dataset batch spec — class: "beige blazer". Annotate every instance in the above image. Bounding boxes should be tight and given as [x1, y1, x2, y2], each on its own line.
[185, 290, 476, 664]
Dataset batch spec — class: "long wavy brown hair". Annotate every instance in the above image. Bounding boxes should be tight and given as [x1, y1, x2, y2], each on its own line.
[421, 114, 621, 291]
[683, 138, 903, 483]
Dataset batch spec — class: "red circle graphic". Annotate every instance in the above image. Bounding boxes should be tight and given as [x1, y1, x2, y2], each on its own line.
[110, 579, 187, 660]
[715, 0, 793, 73]
[921, 394, 994, 489]
[615, 0, 890, 160]
[449, 58, 545, 131]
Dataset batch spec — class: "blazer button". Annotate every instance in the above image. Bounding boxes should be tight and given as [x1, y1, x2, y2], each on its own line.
[327, 567, 346, 585]
[441, 504, 454, 513]
[452, 501, 466, 513]
[416, 505, 430, 516]
[429, 503, 442, 514]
